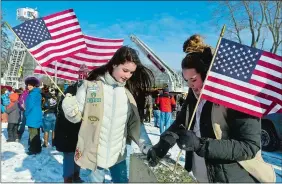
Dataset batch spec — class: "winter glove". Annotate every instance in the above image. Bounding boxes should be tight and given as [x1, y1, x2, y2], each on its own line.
[147, 131, 179, 167]
[176, 130, 201, 152]
[62, 93, 82, 123]
[147, 142, 168, 167]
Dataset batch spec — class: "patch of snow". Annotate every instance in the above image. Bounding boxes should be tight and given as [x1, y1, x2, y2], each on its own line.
[1, 121, 281, 182]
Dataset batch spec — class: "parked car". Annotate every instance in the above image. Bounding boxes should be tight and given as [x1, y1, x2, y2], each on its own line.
[261, 113, 282, 151]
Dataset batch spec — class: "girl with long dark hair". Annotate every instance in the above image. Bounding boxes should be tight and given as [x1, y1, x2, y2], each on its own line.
[62, 46, 154, 183]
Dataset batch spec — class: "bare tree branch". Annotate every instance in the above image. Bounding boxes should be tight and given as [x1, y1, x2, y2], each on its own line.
[210, 0, 281, 53]
[226, 1, 243, 43]
[262, 1, 281, 53]
[256, 3, 264, 45]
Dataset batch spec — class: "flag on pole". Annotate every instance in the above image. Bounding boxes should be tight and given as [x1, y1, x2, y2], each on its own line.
[201, 38, 282, 118]
[12, 9, 87, 66]
[34, 35, 124, 81]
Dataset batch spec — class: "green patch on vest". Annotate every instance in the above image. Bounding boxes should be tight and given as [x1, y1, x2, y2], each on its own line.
[87, 98, 101, 103]
[91, 92, 96, 98]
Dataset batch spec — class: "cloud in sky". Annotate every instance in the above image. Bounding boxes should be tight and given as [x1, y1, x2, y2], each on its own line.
[5, 1, 276, 73]
[82, 14, 220, 70]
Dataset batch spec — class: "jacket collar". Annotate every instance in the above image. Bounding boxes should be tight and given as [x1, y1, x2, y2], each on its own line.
[99, 72, 126, 87]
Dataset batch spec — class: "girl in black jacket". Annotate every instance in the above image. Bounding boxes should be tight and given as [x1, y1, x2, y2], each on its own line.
[54, 82, 83, 183]
[146, 35, 273, 183]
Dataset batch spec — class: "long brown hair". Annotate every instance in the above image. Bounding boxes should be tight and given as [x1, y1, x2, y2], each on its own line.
[87, 46, 154, 98]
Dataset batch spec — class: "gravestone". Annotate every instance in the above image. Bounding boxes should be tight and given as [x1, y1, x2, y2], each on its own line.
[129, 153, 195, 182]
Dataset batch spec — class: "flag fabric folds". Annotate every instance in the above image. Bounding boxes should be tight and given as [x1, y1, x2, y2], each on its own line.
[12, 9, 87, 66]
[201, 38, 282, 118]
[34, 35, 124, 81]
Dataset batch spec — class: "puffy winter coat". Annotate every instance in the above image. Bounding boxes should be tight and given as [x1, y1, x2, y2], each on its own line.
[155, 93, 176, 112]
[25, 88, 42, 128]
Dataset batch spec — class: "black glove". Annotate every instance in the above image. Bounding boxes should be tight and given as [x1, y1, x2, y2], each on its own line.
[176, 130, 201, 152]
[147, 146, 161, 167]
[147, 131, 179, 167]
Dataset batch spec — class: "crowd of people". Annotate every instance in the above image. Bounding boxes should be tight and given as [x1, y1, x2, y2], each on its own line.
[0, 34, 276, 183]
[142, 89, 186, 133]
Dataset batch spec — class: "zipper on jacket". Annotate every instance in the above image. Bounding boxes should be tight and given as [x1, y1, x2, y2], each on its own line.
[106, 86, 116, 167]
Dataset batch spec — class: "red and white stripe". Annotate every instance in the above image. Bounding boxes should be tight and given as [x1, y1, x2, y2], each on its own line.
[202, 51, 282, 118]
[30, 9, 86, 66]
[34, 35, 124, 81]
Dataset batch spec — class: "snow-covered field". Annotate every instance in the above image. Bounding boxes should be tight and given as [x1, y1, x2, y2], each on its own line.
[1, 122, 281, 182]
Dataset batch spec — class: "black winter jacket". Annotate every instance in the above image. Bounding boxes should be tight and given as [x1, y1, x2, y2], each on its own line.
[54, 83, 82, 153]
[160, 89, 261, 183]
[42, 93, 58, 115]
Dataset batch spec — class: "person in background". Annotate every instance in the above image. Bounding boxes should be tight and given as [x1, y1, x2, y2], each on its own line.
[25, 76, 43, 155]
[5, 93, 20, 142]
[42, 87, 58, 147]
[54, 82, 83, 183]
[152, 91, 160, 128]
[155, 87, 176, 134]
[1, 101, 6, 114]
[1, 88, 11, 107]
[1, 99, 8, 123]
[63, 82, 69, 93]
[136, 91, 146, 123]
[18, 88, 29, 140]
[1, 88, 11, 123]
[144, 92, 153, 123]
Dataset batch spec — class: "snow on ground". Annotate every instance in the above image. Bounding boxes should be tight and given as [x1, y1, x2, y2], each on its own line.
[1, 122, 282, 182]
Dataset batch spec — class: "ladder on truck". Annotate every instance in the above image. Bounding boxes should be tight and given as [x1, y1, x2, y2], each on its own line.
[3, 38, 27, 88]
[130, 34, 184, 92]
[3, 7, 39, 88]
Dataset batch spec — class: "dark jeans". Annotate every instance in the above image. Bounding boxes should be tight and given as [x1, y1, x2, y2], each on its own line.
[18, 111, 26, 138]
[28, 127, 42, 153]
[7, 123, 19, 141]
[63, 152, 80, 178]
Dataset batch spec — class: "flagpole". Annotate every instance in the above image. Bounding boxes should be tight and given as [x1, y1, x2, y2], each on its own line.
[173, 25, 226, 172]
[4, 21, 65, 97]
[55, 60, 58, 85]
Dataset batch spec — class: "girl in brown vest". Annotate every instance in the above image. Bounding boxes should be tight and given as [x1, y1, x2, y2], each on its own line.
[62, 46, 154, 183]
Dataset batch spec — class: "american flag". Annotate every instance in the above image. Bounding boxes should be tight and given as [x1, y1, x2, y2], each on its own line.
[34, 35, 124, 81]
[12, 9, 87, 67]
[201, 38, 282, 118]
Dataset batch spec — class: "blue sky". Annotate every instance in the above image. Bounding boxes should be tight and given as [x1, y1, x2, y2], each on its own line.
[2, 1, 222, 70]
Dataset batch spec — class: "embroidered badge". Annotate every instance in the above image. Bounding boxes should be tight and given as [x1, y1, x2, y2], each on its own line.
[74, 147, 82, 161]
[87, 98, 101, 103]
[88, 116, 99, 122]
[91, 92, 96, 98]
[88, 83, 100, 92]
